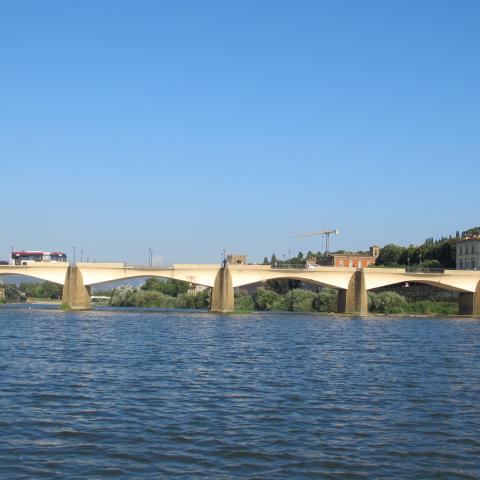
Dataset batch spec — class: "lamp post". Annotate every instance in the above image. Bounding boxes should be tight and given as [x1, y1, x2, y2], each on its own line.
[80, 250, 84, 263]
[73, 246, 76, 265]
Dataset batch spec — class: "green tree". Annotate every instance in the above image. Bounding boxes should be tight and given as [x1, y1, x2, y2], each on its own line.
[419, 259, 442, 269]
[265, 278, 302, 294]
[375, 244, 405, 266]
[254, 287, 283, 310]
[18, 281, 62, 299]
[141, 278, 189, 296]
[283, 289, 316, 311]
[313, 288, 338, 312]
[235, 293, 254, 311]
[368, 292, 408, 314]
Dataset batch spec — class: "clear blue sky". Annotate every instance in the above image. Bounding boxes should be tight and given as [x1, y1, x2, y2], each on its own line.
[1, 1, 479, 265]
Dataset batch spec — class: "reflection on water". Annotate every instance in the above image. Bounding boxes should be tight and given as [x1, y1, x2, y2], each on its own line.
[0, 306, 479, 479]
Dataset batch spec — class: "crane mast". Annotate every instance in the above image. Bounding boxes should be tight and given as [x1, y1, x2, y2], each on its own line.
[292, 229, 339, 255]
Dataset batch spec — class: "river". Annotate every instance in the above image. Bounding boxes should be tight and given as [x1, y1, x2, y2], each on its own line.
[0, 305, 479, 478]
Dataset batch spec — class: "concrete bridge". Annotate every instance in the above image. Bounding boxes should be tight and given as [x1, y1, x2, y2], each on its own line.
[0, 263, 479, 315]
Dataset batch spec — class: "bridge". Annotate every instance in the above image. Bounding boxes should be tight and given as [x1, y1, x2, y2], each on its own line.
[0, 263, 479, 315]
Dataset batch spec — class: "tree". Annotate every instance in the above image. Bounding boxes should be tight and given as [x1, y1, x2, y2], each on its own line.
[375, 244, 405, 266]
[283, 289, 316, 311]
[419, 259, 442, 269]
[235, 292, 254, 311]
[368, 292, 407, 314]
[141, 278, 188, 296]
[313, 288, 338, 312]
[254, 287, 283, 310]
[265, 278, 302, 294]
[270, 254, 278, 266]
[18, 281, 62, 299]
[462, 226, 480, 237]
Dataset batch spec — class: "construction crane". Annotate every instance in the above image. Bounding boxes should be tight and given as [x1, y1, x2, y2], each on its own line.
[292, 229, 339, 255]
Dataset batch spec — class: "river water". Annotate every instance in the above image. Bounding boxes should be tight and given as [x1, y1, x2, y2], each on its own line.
[0, 306, 479, 479]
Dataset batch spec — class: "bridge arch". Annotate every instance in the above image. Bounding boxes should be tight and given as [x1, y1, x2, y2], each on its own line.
[234, 275, 345, 291]
[363, 272, 476, 293]
[230, 268, 354, 291]
[78, 265, 217, 288]
[369, 278, 467, 293]
[0, 267, 67, 285]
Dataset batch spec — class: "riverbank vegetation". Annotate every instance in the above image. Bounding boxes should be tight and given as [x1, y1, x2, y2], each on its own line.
[108, 279, 457, 315]
[110, 280, 209, 309]
[18, 281, 62, 300]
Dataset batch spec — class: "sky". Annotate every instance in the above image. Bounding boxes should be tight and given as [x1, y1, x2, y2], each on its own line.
[1, 1, 479, 265]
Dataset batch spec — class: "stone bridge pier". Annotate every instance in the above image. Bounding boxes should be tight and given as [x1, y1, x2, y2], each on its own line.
[62, 266, 91, 310]
[210, 265, 234, 313]
[337, 270, 368, 315]
[458, 281, 480, 315]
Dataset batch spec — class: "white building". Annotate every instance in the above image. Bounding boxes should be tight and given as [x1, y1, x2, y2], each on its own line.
[456, 235, 480, 270]
[188, 284, 209, 295]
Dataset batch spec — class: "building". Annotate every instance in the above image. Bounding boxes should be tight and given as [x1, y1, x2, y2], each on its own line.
[188, 284, 209, 295]
[456, 233, 480, 270]
[316, 246, 380, 268]
[227, 254, 247, 265]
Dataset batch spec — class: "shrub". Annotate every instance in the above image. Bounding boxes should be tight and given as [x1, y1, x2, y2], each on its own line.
[283, 289, 316, 312]
[235, 294, 254, 311]
[111, 285, 141, 307]
[254, 287, 284, 310]
[369, 291, 408, 314]
[313, 288, 338, 312]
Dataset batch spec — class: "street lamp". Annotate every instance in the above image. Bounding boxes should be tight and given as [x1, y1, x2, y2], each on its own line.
[80, 250, 84, 262]
[73, 246, 76, 265]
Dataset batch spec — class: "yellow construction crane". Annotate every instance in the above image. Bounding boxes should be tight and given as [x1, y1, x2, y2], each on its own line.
[292, 229, 339, 255]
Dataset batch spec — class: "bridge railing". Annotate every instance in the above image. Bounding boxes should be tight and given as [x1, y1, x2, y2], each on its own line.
[271, 263, 308, 269]
[405, 267, 445, 274]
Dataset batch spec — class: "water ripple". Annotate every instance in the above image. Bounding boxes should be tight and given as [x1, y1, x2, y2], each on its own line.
[0, 306, 479, 478]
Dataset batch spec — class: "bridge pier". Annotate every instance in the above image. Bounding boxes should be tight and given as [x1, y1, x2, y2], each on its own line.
[210, 265, 234, 313]
[337, 270, 368, 315]
[458, 281, 480, 315]
[61, 266, 91, 310]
